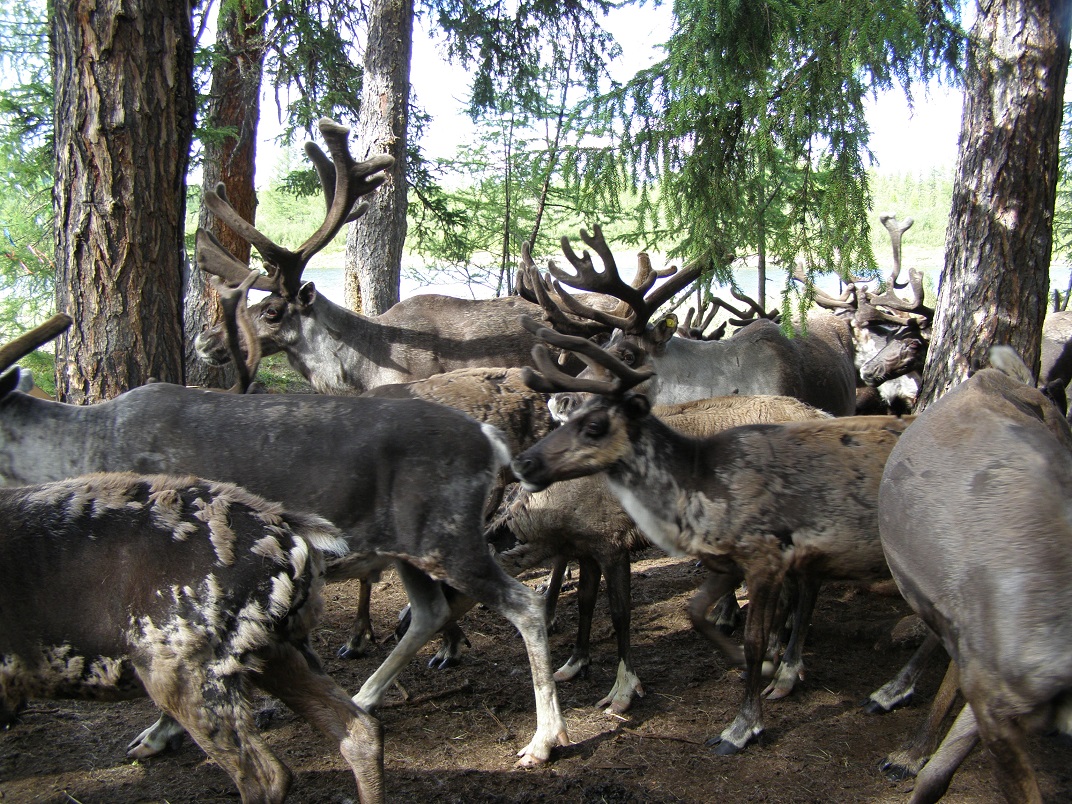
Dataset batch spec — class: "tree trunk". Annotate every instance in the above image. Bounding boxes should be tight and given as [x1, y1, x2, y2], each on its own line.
[53, 0, 196, 402]
[918, 0, 1071, 408]
[344, 0, 413, 315]
[184, 0, 266, 389]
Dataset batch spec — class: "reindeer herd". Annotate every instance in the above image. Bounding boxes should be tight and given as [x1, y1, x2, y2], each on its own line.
[1, 118, 1069, 803]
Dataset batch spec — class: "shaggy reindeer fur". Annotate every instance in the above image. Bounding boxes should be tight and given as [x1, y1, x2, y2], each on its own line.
[0, 472, 383, 804]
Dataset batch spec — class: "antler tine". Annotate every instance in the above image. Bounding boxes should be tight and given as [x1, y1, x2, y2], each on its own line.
[202, 184, 293, 292]
[638, 256, 704, 316]
[548, 276, 637, 331]
[853, 296, 914, 328]
[866, 268, 934, 319]
[213, 271, 262, 393]
[0, 313, 73, 375]
[518, 242, 611, 338]
[548, 225, 649, 331]
[791, 264, 857, 310]
[880, 214, 915, 288]
[293, 119, 394, 273]
[195, 228, 276, 293]
[518, 315, 654, 395]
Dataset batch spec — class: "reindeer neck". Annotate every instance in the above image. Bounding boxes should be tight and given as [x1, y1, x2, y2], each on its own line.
[287, 296, 402, 395]
[604, 416, 727, 557]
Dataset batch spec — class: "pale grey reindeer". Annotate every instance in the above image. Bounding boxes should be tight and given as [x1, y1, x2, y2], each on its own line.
[877, 346, 1072, 803]
[0, 316, 567, 767]
[510, 318, 909, 753]
[530, 226, 857, 418]
[194, 120, 629, 395]
[0, 471, 383, 804]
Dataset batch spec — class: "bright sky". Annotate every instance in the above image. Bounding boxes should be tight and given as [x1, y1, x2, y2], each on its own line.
[257, 8, 963, 185]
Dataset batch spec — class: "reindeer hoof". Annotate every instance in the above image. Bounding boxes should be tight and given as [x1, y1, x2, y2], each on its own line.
[707, 735, 746, 756]
[336, 642, 367, 660]
[879, 756, 920, 782]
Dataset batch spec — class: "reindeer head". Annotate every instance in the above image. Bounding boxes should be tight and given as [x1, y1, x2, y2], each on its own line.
[512, 316, 656, 492]
[194, 119, 394, 365]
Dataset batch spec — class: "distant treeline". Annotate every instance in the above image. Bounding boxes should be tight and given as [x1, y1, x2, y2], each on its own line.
[868, 167, 954, 252]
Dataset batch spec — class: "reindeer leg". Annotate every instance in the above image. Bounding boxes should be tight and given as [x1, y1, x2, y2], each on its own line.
[865, 630, 943, 714]
[337, 578, 376, 660]
[687, 564, 746, 667]
[255, 643, 384, 804]
[973, 700, 1043, 804]
[127, 711, 187, 758]
[881, 659, 960, 780]
[541, 555, 570, 630]
[763, 576, 820, 700]
[443, 550, 568, 767]
[354, 562, 451, 712]
[909, 701, 980, 804]
[554, 556, 600, 682]
[596, 550, 643, 715]
[708, 567, 783, 754]
[138, 663, 291, 804]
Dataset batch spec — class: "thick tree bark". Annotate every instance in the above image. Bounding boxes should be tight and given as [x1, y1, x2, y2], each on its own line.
[52, 0, 195, 403]
[918, 0, 1071, 408]
[184, 0, 266, 389]
[344, 0, 413, 315]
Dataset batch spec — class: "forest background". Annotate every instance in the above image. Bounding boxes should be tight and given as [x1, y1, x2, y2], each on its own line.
[2, 0, 1070, 395]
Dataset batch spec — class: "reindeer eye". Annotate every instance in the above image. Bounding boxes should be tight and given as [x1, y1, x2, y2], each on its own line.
[582, 416, 608, 438]
[261, 303, 283, 324]
[617, 349, 635, 366]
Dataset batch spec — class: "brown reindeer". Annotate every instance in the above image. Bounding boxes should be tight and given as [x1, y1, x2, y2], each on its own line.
[510, 317, 909, 753]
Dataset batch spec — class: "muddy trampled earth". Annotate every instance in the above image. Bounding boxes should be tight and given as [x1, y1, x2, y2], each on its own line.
[2, 551, 1070, 803]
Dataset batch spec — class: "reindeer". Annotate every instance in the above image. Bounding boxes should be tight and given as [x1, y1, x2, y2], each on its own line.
[803, 215, 934, 413]
[528, 226, 857, 418]
[877, 346, 1072, 803]
[194, 120, 645, 395]
[0, 316, 568, 767]
[490, 393, 831, 714]
[509, 317, 908, 753]
[0, 471, 383, 804]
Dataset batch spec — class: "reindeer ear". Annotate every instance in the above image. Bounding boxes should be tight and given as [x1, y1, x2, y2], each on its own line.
[649, 314, 677, 352]
[296, 281, 317, 309]
[623, 393, 651, 420]
[0, 367, 22, 399]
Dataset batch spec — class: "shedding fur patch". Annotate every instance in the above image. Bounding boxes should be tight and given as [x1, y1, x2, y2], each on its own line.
[193, 494, 237, 566]
[481, 422, 513, 469]
[148, 484, 199, 542]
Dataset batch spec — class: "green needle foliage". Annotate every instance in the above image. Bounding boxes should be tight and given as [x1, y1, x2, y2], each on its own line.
[565, 0, 965, 309]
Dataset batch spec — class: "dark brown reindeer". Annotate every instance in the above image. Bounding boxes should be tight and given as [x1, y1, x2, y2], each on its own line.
[195, 119, 609, 395]
[0, 317, 568, 767]
[877, 346, 1072, 803]
[0, 471, 383, 804]
[531, 226, 857, 418]
[510, 317, 908, 753]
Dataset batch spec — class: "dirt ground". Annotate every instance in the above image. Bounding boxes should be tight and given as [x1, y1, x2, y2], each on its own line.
[2, 550, 1069, 804]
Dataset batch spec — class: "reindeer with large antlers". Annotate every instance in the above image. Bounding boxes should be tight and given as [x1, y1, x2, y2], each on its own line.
[802, 215, 934, 413]
[195, 119, 607, 395]
[510, 317, 909, 754]
[529, 226, 857, 418]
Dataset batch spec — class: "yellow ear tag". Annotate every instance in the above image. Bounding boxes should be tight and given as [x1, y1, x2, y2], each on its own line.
[664, 314, 678, 330]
